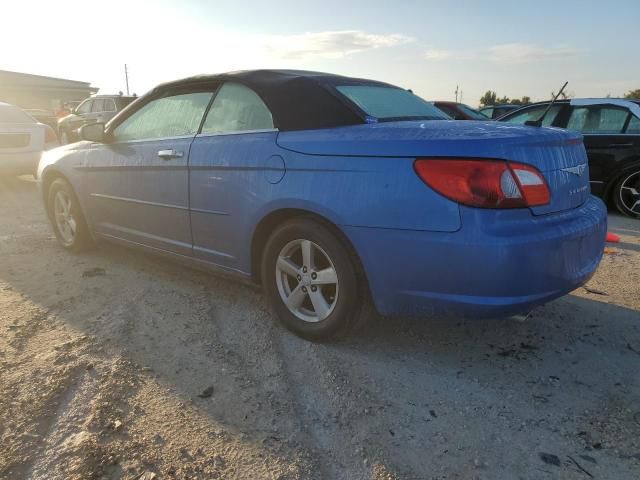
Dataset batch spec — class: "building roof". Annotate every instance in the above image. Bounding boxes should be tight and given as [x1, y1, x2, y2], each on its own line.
[0, 69, 97, 92]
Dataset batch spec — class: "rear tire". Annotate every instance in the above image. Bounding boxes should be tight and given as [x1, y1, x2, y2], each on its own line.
[47, 178, 92, 252]
[261, 218, 362, 341]
[613, 169, 640, 218]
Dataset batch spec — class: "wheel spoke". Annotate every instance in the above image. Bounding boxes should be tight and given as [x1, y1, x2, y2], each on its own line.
[631, 199, 640, 213]
[277, 256, 301, 278]
[622, 186, 640, 196]
[308, 290, 330, 319]
[285, 285, 307, 310]
[301, 240, 313, 269]
[67, 217, 77, 234]
[312, 267, 337, 285]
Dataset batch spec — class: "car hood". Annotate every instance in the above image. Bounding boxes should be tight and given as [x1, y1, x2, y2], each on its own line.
[276, 120, 583, 169]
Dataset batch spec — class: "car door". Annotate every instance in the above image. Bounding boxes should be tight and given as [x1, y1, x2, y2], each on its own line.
[66, 98, 94, 132]
[188, 82, 280, 269]
[565, 105, 636, 196]
[86, 89, 214, 256]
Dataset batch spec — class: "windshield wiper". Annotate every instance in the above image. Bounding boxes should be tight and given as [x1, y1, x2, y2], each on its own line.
[525, 81, 568, 127]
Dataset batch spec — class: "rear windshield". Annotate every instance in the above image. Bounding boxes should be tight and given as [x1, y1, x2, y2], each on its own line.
[458, 104, 489, 120]
[336, 86, 449, 121]
[0, 104, 36, 124]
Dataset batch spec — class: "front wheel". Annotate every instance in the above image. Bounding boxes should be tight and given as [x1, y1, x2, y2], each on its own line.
[47, 178, 93, 251]
[261, 218, 362, 341]
[613, 169, 640, 218]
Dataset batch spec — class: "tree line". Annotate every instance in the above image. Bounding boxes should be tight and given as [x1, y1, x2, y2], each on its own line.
[479, 89, 639, 106]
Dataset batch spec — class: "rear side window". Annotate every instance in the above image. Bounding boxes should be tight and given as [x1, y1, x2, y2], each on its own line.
[480, 107, 493, 118]
[433, 104, 456, 118]
[504, 105, 561, 126]
[0, 104, 35, 123]
[113, 92, 213, 142]
[567, 106, 629, 134]
[104, 99, 117, 112]
[336, 85, 448, 121]
[201, 83, 274, 134]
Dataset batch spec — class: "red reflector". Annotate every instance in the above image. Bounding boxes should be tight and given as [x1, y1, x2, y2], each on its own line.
[414, 158, 550, 209]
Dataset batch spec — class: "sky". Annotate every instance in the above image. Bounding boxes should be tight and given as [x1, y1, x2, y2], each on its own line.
[2, 0, 639, 106]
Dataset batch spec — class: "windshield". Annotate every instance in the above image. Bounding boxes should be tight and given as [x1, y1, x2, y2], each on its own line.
[336, 85, 449, 121]
[458, 104, 489, 120]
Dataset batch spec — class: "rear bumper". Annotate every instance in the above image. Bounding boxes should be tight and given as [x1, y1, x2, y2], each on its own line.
[0, 151, 41, 175]
[343, 195, 607, 318]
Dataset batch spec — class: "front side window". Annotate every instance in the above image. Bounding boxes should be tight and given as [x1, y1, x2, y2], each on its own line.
[567, 106, 629, 134]
[504, 105, 561, 126]
[336, 85, 448, 121]
[91, 99, 105, 113]
[201, 82, 274, 134]
[76, 99, 92, 114]
[112, 92, 212, 142]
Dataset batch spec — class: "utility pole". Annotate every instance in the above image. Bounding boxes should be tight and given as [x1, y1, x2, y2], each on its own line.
[124, 64, 130, 96]
[455, 85, 459, 102]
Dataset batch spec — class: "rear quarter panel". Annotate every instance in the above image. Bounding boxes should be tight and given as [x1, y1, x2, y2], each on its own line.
[189, 132, 461, 274]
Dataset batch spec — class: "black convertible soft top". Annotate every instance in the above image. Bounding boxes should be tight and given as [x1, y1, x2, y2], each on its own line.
[152, 69, 399, 131]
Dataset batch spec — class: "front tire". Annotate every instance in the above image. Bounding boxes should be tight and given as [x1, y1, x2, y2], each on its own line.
[261, 218, 362, 341]
[47, 178, 92, 251]
[613, 169, 640, 218]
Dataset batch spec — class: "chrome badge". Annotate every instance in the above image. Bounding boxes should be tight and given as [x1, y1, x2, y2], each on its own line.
[561, 164, 587, 176]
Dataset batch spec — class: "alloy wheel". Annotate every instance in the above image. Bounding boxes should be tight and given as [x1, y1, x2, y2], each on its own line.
[53, 190, 77, 244]
[275, 239, 339, 323]
[619, 171, 640, 215]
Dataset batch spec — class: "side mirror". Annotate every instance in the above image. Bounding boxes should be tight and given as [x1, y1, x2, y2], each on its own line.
[79, 123, 105, 142]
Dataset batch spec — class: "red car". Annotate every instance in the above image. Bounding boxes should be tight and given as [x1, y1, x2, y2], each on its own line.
[432, 101, 489, 120]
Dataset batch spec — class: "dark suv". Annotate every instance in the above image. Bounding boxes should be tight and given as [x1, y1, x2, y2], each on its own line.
[57, 95, 136, 144]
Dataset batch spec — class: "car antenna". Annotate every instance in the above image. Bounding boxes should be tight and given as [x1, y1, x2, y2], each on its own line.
[525, 81, 568, 127]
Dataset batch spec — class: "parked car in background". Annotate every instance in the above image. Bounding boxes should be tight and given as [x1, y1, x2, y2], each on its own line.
[432, 101, 488, 120]
[57, 94, 136, 144]
[499, 98, 640, 218]
[1, 102, 58, 176]
[38, 70, 606, 341]
[479, 104, 521, 119]
[24, 109, 58, 131]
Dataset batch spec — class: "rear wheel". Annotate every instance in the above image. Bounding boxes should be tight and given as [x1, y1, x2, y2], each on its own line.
[47, 178, 92, 251]
[613, 169, 640, 218]
[261, 218, 362, 341]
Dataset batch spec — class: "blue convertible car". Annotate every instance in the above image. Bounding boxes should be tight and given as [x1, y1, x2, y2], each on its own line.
[38, 70, 607, 340]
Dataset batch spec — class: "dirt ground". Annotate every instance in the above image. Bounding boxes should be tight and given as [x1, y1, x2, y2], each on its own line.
[0, 175, 639, 480]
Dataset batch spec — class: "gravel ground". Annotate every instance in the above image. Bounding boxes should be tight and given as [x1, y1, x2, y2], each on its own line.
[0, 175, 639, 480]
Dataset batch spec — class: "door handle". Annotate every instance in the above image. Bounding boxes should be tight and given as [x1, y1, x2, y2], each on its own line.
[607, 143, 633, 148]
[157, 149, 184, 159]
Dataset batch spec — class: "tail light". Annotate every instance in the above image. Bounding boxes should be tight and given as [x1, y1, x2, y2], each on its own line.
[414, 158, 550, 208]
[43, 124, 58, 144]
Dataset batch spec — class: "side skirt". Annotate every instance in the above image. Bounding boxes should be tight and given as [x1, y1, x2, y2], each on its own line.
[95, 232, 261, 291]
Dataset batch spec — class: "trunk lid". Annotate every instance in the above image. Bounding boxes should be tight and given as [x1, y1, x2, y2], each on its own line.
[277, 120, 590, 215]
